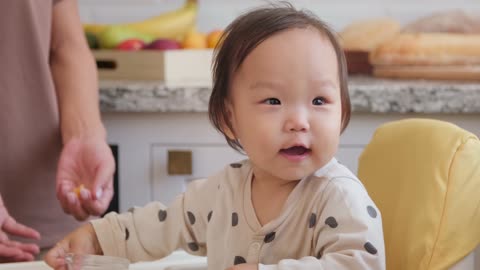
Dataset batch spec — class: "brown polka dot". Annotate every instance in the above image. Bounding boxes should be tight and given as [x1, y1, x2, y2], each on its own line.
[188, 242, 199, 252]
[309, 213, 317, 228]
[325, 216, 338, 228]
[264, 232, 276, 243]
[125, 228, 129, 240]
[207, 211, 213, 222]
[234, 256, 246, 265]
[187, 211, 196, 225]
[367, 206, 377, 218]
[158, 210, 167, 222]
[230, 163, 242, 168]
[232, 212, 238, 227]
[364, 242, 377, 255]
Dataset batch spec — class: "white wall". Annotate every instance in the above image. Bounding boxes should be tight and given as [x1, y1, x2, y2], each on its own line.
[78, 0, 480, 32]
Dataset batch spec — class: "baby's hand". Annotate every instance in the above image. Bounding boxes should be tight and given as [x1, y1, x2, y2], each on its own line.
[44, 223, 102, 269]
[225, 264, 258, 270]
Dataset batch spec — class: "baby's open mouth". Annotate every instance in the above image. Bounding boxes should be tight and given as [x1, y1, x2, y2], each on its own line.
[280, 146, 311, 155]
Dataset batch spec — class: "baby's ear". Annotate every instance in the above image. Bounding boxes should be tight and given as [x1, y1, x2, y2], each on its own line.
[221, 100, 236, 140]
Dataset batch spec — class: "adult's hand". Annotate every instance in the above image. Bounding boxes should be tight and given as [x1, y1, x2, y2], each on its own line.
[56, 138, 115, 221]
[0, 196, 40, 262]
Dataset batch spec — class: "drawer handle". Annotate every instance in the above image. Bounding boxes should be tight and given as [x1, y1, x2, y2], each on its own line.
[168, 150, 192, 175]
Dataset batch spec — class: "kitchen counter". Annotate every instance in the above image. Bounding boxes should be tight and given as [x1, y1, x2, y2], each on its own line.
[99, 76, 480, 114]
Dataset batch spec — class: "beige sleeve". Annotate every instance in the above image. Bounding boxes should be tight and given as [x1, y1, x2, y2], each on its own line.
[259, 178, 386, 270]
[91, 178, 216, 263]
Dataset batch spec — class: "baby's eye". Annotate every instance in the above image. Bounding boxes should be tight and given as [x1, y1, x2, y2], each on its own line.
[263, 98, 281, 105]
[312, 97, 326, 106]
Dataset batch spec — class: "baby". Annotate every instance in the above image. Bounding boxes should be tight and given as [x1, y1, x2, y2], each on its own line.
[46, 3, 385, 270]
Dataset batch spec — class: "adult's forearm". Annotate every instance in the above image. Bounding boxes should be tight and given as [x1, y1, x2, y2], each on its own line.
[50, 45, 106, 143]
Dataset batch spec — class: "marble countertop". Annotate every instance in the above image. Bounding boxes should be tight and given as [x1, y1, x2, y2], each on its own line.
[99, 76, 480, 114]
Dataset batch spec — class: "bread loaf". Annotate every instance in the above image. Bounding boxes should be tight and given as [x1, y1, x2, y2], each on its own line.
[370, 33, 480, 66]
[402, 10, 480, 34]
[339, 18, 401, 51]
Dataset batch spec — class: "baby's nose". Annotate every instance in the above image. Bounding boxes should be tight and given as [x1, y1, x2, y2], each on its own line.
[284, 111, 310, 132]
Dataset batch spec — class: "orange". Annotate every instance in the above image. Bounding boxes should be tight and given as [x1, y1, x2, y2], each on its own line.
[74, 184, 85, 198]
[206, 29, 224, 49]
[182, 31, 207, 49]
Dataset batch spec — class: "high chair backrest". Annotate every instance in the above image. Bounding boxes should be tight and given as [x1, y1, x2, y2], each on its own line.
[358, 118, 480, 270]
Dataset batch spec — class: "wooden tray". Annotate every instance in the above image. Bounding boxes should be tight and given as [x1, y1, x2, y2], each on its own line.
[344, 50, 373, 75]
[93, 50, 213, 86]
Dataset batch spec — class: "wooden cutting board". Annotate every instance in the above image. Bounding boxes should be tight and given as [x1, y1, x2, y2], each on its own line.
[374, 65, 480, 81]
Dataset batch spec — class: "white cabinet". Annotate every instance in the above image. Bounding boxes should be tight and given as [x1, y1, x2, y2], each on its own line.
[102, 112, 480, 211]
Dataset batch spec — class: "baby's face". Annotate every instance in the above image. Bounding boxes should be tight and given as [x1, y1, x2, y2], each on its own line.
[227, 27, 342, 182]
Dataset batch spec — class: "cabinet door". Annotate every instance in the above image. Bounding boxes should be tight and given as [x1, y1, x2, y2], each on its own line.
[152, 144, 245, 206]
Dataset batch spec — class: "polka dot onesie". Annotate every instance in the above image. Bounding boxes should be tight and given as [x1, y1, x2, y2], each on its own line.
[92, 158, 385, 269]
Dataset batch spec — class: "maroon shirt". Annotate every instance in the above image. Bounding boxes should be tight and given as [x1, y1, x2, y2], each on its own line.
[0, 0, 81, 248]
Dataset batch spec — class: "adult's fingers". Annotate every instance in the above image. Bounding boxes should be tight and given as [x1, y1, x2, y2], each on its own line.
[79, 158, 114, 216]
[0, 243, 22, 259]
[67, 195, 90, 221]
[6, 240, 40, 255]
[58, 182, 89, 221]
[56, 181, 75, 215]
[2, 216, 40, 240]
[79, 183, 113, 216]
[91, 159, 115, 202]
[0, 244, 35, 263]
[8, 251, 35, 262]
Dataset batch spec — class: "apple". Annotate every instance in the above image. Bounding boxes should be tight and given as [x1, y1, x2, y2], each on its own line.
[144, 39, 181, 50]
[116, 39, 145, 50]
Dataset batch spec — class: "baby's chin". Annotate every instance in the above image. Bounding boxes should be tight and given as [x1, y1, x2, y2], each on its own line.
[272, 166, 319, 182]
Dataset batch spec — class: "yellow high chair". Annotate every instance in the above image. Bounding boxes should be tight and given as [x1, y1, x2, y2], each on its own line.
[358, 118, 480, 270]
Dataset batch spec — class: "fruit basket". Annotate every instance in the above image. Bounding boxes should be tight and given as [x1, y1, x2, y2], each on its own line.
[93, 49, 214, 86]
[84, 0, 222, 86]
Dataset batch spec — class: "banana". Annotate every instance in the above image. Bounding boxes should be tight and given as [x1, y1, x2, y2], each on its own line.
[83, 24, 107, 35]
[83, 0, 197, 40]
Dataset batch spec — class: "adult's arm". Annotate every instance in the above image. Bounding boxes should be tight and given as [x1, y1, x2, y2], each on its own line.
[50, 0, 115, 221]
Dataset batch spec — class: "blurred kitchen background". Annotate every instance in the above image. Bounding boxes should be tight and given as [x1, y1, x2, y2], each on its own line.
[78, 0, 479, 32]
[78, 0, 480, 220]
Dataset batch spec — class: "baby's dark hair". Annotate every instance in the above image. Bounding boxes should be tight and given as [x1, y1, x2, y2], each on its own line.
[208, 2, 351, 152]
